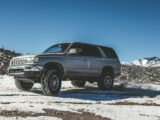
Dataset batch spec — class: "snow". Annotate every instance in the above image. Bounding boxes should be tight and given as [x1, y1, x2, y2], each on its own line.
[0, 75, 16, 89]
[132, 59, 148, 66]
[153, 63, 160, 67]
[127, 83, 160, 91]
[0, 75, 160, 120]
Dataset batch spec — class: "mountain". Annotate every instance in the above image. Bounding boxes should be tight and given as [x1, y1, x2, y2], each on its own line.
[126, 57, 160, 67]
[0, 48, 20, 74]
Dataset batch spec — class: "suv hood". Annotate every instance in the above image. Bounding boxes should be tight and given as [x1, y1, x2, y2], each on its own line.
[37, 53, 64, 57]
[12, 54, 37, 59]
[12, 53, 64, 59]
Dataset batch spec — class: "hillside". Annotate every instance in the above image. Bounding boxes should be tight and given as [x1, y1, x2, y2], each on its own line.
[0, 48, 20, 74]
[117, 57, 160, 84]
[116, 64, 160, 84]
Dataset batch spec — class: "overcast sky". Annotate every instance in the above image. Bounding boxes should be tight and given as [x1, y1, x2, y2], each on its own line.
[0, 0, 160, 62]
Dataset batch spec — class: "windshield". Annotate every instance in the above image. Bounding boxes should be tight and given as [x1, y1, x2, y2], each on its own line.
[44, 43, 71, 53]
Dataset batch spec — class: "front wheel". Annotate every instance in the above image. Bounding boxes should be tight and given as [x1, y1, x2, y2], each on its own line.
[98, 72, 114, 91]
[41, 70, 61, 96]
[15, 79, 34, 91]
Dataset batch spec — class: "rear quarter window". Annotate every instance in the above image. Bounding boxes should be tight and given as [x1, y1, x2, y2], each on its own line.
[101, 47, 118, 59]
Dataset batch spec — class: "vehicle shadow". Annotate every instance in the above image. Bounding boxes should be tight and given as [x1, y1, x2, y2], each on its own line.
[31, 85, 160, 101]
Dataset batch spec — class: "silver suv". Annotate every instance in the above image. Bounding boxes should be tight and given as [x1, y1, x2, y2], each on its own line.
[8, 42, 121, 95]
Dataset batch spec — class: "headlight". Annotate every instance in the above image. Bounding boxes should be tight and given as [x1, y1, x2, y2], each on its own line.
[26, 57, 34, 64]
[33, 57, 39, 63]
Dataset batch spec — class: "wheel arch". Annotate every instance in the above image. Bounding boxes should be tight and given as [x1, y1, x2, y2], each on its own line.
[41, 62, 65, 78]
[101, 66, 115, 78]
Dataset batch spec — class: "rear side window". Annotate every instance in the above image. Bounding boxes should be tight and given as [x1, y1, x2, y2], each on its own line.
[84, 45, 102, 57]
[101, 47, 118, 58]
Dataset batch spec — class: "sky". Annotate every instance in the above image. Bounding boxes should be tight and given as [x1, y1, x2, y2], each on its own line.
[0, 0, 160, 62]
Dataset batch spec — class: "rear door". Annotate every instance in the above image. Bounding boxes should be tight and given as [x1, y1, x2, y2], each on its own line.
[81, 44, 103, 76]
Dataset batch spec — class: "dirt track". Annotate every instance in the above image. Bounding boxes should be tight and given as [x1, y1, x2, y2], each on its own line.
[0, 109, 110, 120]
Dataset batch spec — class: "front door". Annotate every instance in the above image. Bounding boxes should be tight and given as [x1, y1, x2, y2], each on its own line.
[65, 56, 89, 76]
[64, 43, 102, 77]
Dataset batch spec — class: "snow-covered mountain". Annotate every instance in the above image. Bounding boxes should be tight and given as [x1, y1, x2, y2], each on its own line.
[126, 57, 160, 67]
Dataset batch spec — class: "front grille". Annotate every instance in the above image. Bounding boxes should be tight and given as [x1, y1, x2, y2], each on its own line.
[11, 59, 27, 66]
[9, 69, 24, 73]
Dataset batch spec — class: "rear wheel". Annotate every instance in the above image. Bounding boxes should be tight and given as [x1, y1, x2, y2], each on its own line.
[71, 80, 86, 88]
[15, 79, 34, 91]
[98, 71, 114, 91]
[41, 70, 61, 96]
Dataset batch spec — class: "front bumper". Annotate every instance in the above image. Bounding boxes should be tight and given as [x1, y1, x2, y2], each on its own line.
[8, 64, 43, 79]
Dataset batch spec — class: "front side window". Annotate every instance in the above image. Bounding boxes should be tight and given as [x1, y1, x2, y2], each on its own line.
[67, 43, 102, 57]
[44, 43, 70, 53]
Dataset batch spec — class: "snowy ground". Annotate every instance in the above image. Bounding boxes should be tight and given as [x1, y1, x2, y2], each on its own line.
[0, 75, 160, 120]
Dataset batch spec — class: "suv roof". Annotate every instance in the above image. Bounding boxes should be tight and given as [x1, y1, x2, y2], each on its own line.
[70, 42, 112, 49]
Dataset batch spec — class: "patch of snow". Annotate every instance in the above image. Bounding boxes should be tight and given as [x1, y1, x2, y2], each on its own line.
[127, 83, 160, 91]
[0, 75, 16, 90]
[93, 105, 160, 120]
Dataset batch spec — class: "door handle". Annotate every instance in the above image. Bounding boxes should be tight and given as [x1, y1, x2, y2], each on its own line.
[83, 59, 87, 61]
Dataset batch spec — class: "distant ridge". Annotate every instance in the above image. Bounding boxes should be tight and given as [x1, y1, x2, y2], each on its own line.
[124, 57, 160, 67]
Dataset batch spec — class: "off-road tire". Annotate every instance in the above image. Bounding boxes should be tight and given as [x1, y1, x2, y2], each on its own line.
[71, 80, 86, 88]
[15, 79, 34, 91]
[41, 70, 61, 96]
[98, 71, 114, 91]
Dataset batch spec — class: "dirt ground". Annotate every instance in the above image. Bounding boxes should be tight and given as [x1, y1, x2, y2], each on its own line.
[0, 109, 110, 120]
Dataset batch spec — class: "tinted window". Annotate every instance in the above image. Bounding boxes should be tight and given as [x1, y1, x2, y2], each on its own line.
[68, 43, 102, 57]
[84, 45, 102, 57]
[101, 46, 118, 58]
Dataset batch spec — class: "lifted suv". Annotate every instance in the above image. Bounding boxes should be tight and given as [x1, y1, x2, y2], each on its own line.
[8, 42, 121, 95]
